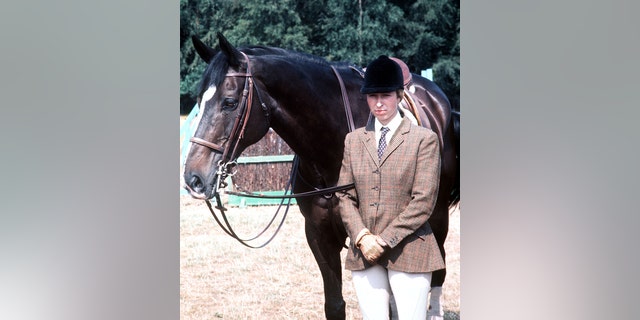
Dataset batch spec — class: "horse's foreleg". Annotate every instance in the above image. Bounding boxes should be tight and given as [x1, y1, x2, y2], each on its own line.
[305, 220, 346, 320]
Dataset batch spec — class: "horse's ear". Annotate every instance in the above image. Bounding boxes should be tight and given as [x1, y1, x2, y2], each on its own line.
[217, 32, 243, 68]
[191, 36, 216, 63]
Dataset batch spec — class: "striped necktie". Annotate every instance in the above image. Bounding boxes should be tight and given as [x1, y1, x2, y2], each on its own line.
[378, 127, 389, 160]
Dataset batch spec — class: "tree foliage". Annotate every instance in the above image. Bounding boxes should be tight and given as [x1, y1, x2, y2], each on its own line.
[180, 0, 460, 113]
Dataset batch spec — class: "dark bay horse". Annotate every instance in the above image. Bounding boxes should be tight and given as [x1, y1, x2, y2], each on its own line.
[183, 33, 459, 320]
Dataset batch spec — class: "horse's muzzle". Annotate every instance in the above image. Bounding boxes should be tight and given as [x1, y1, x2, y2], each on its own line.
[183, 173, 215, 200]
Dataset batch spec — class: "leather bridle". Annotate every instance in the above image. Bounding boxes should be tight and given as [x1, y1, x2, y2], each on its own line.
[189, 52, 270, 195]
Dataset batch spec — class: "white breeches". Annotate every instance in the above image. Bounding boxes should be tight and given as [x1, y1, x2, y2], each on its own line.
[351, 265, 432, 320]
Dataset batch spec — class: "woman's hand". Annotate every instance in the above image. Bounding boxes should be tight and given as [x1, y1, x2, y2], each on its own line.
[358, 234, 385, 263]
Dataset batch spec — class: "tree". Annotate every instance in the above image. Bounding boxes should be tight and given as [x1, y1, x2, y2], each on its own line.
[397, 0, 460, 110]
[358, 0, 406, 65]
[180, 0, 460, 114]
[180, 0, 310, 113]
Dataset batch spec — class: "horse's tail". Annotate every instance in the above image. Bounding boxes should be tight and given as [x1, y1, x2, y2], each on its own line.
[449, 104, 461, 209]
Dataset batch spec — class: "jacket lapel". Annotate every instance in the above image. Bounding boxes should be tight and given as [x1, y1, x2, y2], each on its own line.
[379, 117, 411, 165]
[362, 114, 378, 164]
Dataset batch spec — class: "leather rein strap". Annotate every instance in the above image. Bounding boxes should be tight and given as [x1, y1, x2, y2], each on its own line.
[205, 156, 300, 249]
[226, 182, 354, 199]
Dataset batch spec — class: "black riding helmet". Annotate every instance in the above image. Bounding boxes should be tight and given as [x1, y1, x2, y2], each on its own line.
[360, 55, 404, 94]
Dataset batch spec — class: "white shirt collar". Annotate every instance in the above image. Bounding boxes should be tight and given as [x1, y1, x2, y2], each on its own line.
[375, 111, 402, 134]
[375, 111, 402, 145]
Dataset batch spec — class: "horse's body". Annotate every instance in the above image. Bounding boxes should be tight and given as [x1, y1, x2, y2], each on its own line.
[183, 33, 459, 320]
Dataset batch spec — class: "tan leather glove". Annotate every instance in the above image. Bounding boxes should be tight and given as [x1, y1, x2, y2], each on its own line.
[358, 234, 385, 263]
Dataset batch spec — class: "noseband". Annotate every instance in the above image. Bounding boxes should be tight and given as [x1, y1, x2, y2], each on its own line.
[189, 52, 270, 193]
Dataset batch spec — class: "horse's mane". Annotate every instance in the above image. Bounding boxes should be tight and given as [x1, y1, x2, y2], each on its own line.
[242, 45, 335, 67]
[197, 45, 356, 98]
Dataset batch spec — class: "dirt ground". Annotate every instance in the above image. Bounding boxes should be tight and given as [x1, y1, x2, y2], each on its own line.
[180, 196, 460, 319]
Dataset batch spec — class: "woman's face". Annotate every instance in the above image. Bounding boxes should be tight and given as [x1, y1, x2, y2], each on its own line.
[366, 91, 400, 125]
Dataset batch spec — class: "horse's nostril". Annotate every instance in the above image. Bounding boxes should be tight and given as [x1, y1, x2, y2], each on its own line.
[189, 175, 204, 192]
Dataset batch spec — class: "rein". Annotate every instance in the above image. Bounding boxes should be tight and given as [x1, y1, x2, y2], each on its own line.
[204, 156, 299, 248]
[226, 182, 355, 199]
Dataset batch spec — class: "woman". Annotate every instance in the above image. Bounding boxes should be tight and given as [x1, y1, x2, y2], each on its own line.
[337, 55, 444, 320]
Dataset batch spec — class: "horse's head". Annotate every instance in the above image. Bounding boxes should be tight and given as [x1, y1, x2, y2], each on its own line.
[183, 33, 270, 199]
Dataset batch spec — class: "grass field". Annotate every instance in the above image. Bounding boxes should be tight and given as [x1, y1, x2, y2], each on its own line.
[180, 196, 460, 319]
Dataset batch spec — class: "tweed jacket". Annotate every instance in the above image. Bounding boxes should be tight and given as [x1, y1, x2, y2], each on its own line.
[337, 116, 444, 273]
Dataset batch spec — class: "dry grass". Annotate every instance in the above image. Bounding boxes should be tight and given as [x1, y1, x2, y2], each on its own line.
[180, 196, 460, 319]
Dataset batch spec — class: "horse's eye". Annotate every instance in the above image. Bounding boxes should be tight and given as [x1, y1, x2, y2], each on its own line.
[222, 98, 238, 110]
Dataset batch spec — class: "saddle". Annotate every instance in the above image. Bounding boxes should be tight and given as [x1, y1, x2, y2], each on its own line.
[390, 57, 451, 150]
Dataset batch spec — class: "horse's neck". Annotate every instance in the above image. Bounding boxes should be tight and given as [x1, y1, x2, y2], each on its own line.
[260, 62, 369, 187]
[268, 109, 346, 188]
[271, 112, 343, 167]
